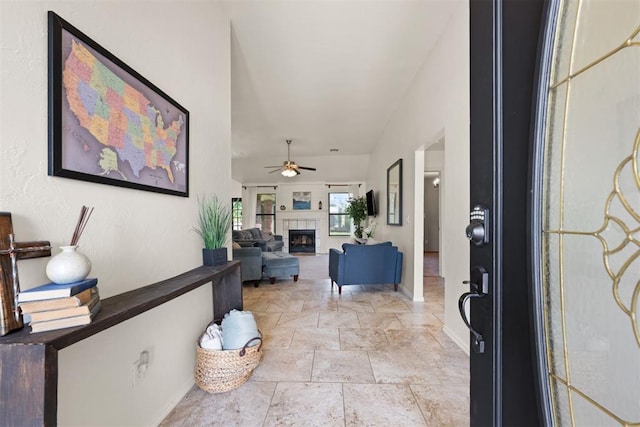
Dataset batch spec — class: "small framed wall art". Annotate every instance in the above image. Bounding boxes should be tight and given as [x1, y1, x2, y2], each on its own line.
[387, 159, 403, 225]
[292, 192, 311, 210]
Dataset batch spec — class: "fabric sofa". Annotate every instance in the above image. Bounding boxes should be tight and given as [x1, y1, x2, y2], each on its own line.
[329, 242, 403, 294]
[232, 227, 284, 252]
[232, 246, 263, 286]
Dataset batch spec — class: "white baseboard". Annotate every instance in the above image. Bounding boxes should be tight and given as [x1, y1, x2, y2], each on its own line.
[399, 285, 424, 302]
[443, 324, 470, 356]
[154, 379, 195, 425]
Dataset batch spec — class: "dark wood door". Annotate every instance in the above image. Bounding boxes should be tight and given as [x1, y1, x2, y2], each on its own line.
[468, 0, 547, 425]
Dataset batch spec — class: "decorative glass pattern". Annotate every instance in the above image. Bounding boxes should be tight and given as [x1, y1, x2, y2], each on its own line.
[541, 0, 640, 424]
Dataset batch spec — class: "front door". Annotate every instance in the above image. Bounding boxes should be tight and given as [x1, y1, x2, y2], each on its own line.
[469, 0, 640, 425]
[469, 0, 545, 424]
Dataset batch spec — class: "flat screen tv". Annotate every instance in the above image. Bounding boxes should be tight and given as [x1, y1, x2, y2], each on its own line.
[366, 189, 377, 216]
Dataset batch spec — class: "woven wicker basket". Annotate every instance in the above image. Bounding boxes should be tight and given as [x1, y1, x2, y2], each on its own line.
[194, 334, 263, 393]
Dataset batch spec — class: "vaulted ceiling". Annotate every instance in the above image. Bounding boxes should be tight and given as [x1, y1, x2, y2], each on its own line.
[222, 1, 458, 183]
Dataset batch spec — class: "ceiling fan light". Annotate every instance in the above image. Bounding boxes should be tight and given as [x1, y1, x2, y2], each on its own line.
[281, 168, 297, 177]
[267, 140, 315, 177]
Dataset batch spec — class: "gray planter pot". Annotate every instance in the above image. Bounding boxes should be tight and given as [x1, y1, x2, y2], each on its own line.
[203, 248, 227, 266]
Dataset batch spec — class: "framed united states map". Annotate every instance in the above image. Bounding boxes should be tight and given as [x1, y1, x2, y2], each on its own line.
[47, 11, 189, 197]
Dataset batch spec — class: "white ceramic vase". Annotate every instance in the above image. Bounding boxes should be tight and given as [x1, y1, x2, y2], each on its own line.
[45, 245, 91, 284]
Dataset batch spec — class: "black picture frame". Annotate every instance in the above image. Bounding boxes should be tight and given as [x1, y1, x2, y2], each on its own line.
[47, 11, 189, 197]
[387, 158, 403, 226]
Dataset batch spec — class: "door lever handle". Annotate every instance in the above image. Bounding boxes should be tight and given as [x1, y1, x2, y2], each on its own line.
[459, 291, 486, 353]
[459, 266, 488, 353]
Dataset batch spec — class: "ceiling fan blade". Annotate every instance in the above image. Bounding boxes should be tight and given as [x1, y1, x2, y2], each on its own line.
[264, 140, 307, 175]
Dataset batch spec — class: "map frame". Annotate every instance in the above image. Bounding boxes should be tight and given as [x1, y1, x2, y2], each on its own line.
[47, 11, 190, 197]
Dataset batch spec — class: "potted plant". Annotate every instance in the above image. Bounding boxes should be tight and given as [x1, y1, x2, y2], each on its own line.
[194, 195, 232, 266]
[345, 196, 368, 239]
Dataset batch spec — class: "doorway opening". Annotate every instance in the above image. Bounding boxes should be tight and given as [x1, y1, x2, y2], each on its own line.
[424, 170, 441, 273]
[412, 135, 445, 303]
[423, 137, 444, 278]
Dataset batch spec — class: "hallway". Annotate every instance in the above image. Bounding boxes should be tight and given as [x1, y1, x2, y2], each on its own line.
[161, 253, 468, 426]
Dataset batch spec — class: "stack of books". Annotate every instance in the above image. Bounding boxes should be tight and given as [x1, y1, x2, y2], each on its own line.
[18, 278, 101, 333]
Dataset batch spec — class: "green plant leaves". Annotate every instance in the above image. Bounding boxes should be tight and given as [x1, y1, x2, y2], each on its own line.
[195, 195, 232, 249]
[345, 196, 368, 238]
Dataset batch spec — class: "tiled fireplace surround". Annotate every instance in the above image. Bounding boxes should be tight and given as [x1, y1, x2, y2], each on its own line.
[282, 219, 321, 253]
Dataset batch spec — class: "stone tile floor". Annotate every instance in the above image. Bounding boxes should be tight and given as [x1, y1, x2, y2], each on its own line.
[160, 254, 469, 426]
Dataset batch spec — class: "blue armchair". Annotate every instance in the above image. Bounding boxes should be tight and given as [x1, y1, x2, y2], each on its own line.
[329, 242, 403, 294]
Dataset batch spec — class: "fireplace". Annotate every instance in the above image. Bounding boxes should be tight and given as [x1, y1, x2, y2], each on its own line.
[289, 229, 316, 253]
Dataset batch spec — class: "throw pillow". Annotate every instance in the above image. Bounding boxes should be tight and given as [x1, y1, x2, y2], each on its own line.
[237, 230, 252, 240]
[248, 228, 263, 240]
[260, 231, 275, 242]
[232, 242, 241, 249]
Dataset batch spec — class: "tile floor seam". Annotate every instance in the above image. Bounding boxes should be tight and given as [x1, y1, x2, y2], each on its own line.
[310, 349, 317, 382]
[261, 381, 279, 427]
[365, 350, 378, 384]
[408, 383, 430, 425]
[341, 382, 346, 427]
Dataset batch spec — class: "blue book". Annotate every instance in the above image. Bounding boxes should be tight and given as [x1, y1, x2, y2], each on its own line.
[18, 278, 98, 302]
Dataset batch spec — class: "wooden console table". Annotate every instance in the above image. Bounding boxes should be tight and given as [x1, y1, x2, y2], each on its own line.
[0, 261, 242, 426]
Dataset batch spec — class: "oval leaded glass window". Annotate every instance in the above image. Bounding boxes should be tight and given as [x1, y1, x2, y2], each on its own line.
[536, 0, 640, 425]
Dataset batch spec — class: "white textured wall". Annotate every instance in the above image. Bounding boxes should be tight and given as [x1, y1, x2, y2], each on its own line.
[366, 1, 470, 352]
[0, 1, 231, 424]
[425, 149, 444, 171]
[231, 178, 243, 198]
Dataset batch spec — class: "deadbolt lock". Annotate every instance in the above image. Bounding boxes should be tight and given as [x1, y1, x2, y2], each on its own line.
[466, 205, 489, 246]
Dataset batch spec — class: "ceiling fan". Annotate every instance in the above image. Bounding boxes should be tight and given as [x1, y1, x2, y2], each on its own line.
[264, 140, 317, 177]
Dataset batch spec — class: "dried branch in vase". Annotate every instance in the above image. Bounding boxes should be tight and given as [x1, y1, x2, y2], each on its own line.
[70, 205, 94, 246]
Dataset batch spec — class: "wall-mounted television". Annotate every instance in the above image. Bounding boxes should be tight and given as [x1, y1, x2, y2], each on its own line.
[366, 189, 377, 216]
